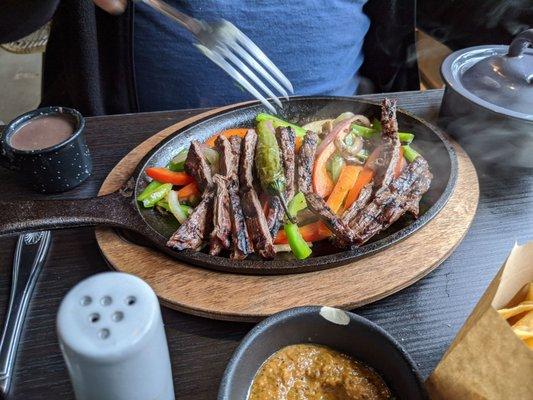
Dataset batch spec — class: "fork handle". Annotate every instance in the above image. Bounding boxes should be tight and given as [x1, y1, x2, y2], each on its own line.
[0, 231, 51, 396]
[134, 0, 205, 36]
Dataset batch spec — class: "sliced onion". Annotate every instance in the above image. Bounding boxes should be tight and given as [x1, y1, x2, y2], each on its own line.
[352, 114, 371, 127]
[335, 134, 364, 163]
[332, 112, 355, 126]
[302, 119, 333, 133]
[316, 116, 357, 156]
[167, 190, 188, 224]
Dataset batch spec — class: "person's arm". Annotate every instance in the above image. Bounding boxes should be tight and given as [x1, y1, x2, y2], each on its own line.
[0, 0, 60, 43]
[418, 0, 532, 49]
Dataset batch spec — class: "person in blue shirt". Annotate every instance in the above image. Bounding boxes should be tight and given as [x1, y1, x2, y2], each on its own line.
[1, 0, 529, 116]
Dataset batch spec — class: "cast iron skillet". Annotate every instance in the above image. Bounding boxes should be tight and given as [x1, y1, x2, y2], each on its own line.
[0, 97, 457, 275]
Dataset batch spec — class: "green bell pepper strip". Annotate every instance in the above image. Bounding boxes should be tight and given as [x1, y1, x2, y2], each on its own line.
[284, 223, 312, 260]
[350, 124, 376, 139]
[399, 132, 414, 144]
[328, 154, 345, 183]
[156, 199, 192, 216]
[137, 181, 163, 202]
[140, 183, 172, 208]
[167, 149, 188, 171]
[352, 122, 414, 144]
[402, 145, 421, 163]
[288, 192, 307, 216]
[255, 113, 307, 137]
[283, 192, 312, 260]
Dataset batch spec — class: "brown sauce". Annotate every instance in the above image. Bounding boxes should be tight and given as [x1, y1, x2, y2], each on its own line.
[248, 344, 392, 400]
[10, 114, 75, 151]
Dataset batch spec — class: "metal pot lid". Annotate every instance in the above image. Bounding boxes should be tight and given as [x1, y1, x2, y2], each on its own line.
[441, 29, 533, 121]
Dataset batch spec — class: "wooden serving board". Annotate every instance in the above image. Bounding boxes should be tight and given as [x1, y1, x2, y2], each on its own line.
[96, 106, 479, 322]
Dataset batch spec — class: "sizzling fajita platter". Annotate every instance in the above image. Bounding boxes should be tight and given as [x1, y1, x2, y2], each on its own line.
[0, 97, 457, 275]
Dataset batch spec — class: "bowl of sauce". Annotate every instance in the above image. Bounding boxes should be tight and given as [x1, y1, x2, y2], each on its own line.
[1, 106, 92, 193]
[219, 306, 427, 400]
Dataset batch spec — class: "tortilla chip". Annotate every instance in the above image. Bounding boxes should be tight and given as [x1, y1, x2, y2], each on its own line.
[497, 301, 533, 320]
[526, 283, 533, 301]
[512, 310, 533, 339]
[525, 337, 533, 350]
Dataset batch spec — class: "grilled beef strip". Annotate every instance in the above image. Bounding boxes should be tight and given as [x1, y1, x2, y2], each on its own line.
[297, 131, 319, 194]
[222, 135, 252, 259]
[228, 136, 242, 176]
[296, 130, 356, 246]
[240, 189, 276, 259]
[227, 178, 252, 259]
[367, 99, 401, 195]
[239, 129, 257, 191]
[305, 192, 357, 247]
[208, 174, 232, 255]
[351, 156, 432, 244]
[276, 127, 296, 200]
[265, 197, 282, 238]
[215, 135, 234, 177]
[185, 140, 213, 191]
[265, 127, 297, 238]
[341, 183, 373, 226]
[237, 129, 275, 259]
[167, 188, 215, 251]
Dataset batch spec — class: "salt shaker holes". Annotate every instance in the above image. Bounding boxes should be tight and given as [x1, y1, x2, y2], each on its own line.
[126, 296, 136, 306]
[80, 296, 92, 306]
[89, 313, 100, 323]
[112, 311, 124, 322]
[98, 328, 110, 340]
[100, 296, 112, 306]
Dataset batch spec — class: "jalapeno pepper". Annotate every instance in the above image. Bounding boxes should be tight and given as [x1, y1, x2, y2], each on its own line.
[255, 120, 295, 223]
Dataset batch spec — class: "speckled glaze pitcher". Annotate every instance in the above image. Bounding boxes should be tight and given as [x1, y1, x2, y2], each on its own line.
[0, 106, 92, 193]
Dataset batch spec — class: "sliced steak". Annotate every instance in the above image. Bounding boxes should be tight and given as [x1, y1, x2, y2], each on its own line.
[297, 130, 319, 194]
[227, 178, 252, 260]
[239, 129, 257, 191]
[276, 127, 296, 200]
[215, 135, 234, 177]
[167, 188, 214, 251]
[208, 174, 231, 255]
[240, 189, 276, 259]
[341, 182, 373, 226]
[367, 99, 401, 195]
[185, 141, 212, 191]
[228, 136, 242, 177]
[265, 197, 282, 238]
[305, 192, 357, 247]
[352, 156, 432, 244]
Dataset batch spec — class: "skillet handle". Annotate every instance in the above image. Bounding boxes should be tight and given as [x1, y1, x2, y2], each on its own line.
[0, 190, 143, 238]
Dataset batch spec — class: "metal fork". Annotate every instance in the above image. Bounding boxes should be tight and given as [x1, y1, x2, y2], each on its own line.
[135, 0, 294, 113]
[0, 231, 51, 397]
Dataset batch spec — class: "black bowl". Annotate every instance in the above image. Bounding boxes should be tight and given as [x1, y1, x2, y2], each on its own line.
[218, 306, 427, 399]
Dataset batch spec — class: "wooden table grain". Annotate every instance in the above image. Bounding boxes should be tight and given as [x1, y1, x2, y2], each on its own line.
[0, 90, 531, 400]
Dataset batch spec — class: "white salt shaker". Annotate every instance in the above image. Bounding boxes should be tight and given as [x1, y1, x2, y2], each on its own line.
[57, 272, 175, 400]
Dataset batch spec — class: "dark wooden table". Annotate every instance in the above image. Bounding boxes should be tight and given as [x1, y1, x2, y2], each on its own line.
[1, 90, 531, 399]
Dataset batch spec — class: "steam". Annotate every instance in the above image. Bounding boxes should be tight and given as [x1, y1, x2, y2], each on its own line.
[439, 113, 533, 169]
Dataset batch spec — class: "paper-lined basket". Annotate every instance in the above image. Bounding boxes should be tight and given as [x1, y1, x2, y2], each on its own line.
[426, 242, 533, 399]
